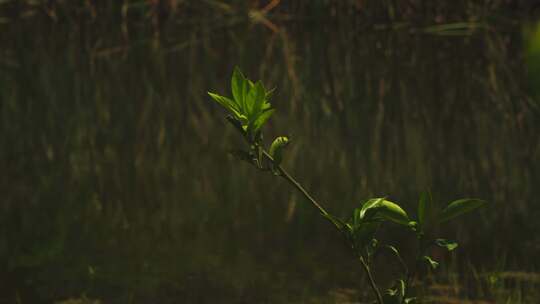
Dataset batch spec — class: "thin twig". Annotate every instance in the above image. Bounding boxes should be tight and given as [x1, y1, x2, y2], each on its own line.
[227, 120, 385, 303]
[360, 256, 384, 304]
[261, 150, 329, 217]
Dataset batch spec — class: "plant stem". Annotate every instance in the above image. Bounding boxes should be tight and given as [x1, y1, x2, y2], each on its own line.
[248, 140, 381, 303]
[402, 235, 425, 304]
[262, 150, 329, 217]
[360, 256, 384, 304]
[227, 120, 332, 220]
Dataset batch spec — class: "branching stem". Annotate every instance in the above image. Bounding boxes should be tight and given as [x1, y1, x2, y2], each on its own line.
[232, 124, 383, 303]
[262, 149, 383, 304]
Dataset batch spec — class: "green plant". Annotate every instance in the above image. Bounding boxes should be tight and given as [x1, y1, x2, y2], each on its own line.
[208, 67, 487, 304]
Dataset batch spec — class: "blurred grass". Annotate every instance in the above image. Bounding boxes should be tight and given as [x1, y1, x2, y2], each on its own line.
[1, 1, 540, 303]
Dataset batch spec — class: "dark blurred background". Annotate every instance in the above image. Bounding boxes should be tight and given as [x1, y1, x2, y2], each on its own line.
[1, 1, 540, 303]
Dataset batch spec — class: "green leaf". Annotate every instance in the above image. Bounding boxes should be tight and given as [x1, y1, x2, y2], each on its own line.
[422, 256, 439, 270]
[404, 297, 417, 304]
[435, 239, 458, 251]
[208, 92, 244, 119]
[439, 198, 486, 223]
[269, 136, 290, 166]
[231, 67, 250, 113]
[262, 102, 272, 111]
[385, 245, 400, 258]
[358, 198, 410, 225]
[382, 291, 401, 304]
[252, 108, 275, 132]
[398, 279, 406, 298]
[352, 207, 362, 225]
[359, 198, 385, 220]
[246, 81, 266, 120]
[375, 200, 410, 226]
[382, 280, 405, 304]
[408, 221, 418, 231]
[384, 245, 408, 274]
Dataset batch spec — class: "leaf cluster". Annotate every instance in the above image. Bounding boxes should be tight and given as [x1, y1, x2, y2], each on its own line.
[208, 67, 275, 142]
[209, 67, 290, 172]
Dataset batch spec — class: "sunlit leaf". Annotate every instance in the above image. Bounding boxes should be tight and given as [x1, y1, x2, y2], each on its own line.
[422, 256, 439, 270]
[435, 239, 458, 251]
[262, 102, 272, 111]
[383, 290, 401, 304]
[398, 279, 406, 298]
[208, 92, 243, 118]
[439, 198, 486, 223]
[404, 297, 417, 303]
[231, 67, 250, 113]
[359, 198, 384, 220]
[247, 80, 266, 120]
[385, 245, 402, 261]
[252, 108, 275, 132]
[376, 200, 410, 226]
[358, 198, 410, 225]
[382, 279, 406, 304]
[269, 136, 290, 166]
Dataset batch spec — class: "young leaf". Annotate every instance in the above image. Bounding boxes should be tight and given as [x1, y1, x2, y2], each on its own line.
[358, 198, 410, 225]
[439, 198, 486, 223]
[435, 239, 458, 251]
[422, 256, 439, 270]
[382, 280, 406, 304]
[248, 81, 266, 118]
[359, 198, 385, 220]
[208, 92, 243, 119]
[404, 297, 417, 303]
[231, 67, 250, 113]
[384, 245, 408, 274]
[398, 279, 406, 298]
[385, 245, 400, 257]
[269, 136, 290, 166]
[382, 290, 401, 304]
[252, 108, 275, 132]
[352, 207, 362, 226]
[375, 200, 410, 226]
